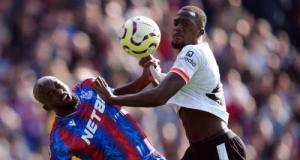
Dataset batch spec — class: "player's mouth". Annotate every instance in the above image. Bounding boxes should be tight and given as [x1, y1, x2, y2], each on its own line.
[173, 33, 183, 40]
[61, 92, 72, 103]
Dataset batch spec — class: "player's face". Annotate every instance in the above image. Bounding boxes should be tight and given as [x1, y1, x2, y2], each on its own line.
[172, 14, 200, 50]
[36, 77, 74, 111]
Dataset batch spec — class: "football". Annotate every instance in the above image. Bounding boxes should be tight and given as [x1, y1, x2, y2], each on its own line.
[119, 16, 161, 58]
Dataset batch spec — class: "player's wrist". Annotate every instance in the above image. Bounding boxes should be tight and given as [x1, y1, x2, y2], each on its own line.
[139, 71, 152, 84]
[109, 95, 118, 104]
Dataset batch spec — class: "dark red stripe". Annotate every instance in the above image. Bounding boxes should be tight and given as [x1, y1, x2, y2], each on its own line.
[79, 105, 141, 159]
[80, 79, 94, 88]
[78, 103, 92, 119]
[58, 127, 105, 159]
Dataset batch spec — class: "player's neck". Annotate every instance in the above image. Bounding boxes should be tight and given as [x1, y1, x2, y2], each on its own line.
[56, 110, 76, 117]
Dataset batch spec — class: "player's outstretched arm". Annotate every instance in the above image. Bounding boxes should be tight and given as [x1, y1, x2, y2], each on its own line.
[113, 56, 160, 95]
[113, 67, 153, 95]
[93, 72, 186, 107]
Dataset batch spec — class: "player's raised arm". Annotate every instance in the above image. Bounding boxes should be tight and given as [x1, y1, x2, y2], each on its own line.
[112, 56, 160, 95]
[92, 72, 186, 107]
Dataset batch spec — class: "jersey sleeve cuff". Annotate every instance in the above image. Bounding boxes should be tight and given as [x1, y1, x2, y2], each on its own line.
[170, 67, 190, 83]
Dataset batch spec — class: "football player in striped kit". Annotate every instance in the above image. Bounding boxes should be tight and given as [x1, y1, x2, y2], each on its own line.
[33, 76, 165, 160]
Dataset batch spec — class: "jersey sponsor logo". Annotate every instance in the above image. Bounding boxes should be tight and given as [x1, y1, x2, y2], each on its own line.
[181, 50, 196, 67]
[181, 56, 196, 67]
[81, 95, 105, 145]
[186, 51, 194, 57]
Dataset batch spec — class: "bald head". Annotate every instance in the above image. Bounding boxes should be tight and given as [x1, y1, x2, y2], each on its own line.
[33, 76, 74, 112]
[33, 76, 56, 104]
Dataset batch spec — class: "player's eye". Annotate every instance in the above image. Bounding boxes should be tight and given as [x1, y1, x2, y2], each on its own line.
[181, 20, 189, 27]
[174, 20, 179, 26]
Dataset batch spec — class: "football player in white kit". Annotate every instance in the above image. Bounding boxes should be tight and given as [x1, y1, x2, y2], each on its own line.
[93, 6, 246, 160]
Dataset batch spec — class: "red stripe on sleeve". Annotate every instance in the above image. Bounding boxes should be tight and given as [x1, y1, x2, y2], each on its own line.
[170, 67, 190, 83]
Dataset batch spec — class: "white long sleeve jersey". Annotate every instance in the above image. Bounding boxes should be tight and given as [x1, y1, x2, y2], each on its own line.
[165, 43, 229, 123]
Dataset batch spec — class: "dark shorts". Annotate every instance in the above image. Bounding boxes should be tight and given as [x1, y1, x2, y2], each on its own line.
[181, 129, 246, 160]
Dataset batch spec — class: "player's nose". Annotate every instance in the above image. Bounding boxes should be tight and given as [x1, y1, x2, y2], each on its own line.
[173, 25, 183, 34]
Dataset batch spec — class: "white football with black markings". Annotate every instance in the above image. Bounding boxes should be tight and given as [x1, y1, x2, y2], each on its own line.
[119, 16, 161, 58]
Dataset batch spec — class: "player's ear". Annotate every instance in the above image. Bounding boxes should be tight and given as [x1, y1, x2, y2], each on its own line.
[199, 28, 204, 36]
[43, 105, 51, 111]
[195, 28, 204, 38]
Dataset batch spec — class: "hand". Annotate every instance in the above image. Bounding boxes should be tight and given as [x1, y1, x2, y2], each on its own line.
[139, 55, 160, 68]
[92, 76, 114, 104]
[139, 55, 160, 85]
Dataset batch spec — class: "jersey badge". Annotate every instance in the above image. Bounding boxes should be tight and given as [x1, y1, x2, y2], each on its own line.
[80, 90, 93, 100]
[68, 120, 76, 126]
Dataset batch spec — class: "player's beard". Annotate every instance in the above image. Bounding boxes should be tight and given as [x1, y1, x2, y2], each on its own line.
[60, 95, 78, 111]
[171, 41, 185, 50]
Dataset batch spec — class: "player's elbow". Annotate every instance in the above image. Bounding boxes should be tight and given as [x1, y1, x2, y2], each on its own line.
[154, 93, 169, 106]
[151, 87, 174, 106]
[154, 98, 167, 106]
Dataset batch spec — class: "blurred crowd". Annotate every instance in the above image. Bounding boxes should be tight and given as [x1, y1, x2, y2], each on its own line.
[0, 0, 300, 159]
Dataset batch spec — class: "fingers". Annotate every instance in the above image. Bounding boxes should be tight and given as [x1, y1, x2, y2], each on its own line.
[92, 76, 108, 91]
[139, 56, 160, 68]
[92, 76, 112, 103]
[145, 59, 160, 68]
[96, 76, 108, 87]
[139, 56, 150, 66]
[151, 79, 159, 87]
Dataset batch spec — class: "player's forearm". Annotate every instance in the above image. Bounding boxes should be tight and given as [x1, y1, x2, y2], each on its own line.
[114, 76, 150, 95]
[111, 88, 167, 107]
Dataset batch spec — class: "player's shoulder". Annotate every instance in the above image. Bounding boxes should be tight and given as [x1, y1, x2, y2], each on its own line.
[80, 78, 95, 88]
[184, 42, 210, 53]
[182, 44, 198, 52]
[181, 44, 201, 55]
[181, 43, 213, 60]
[72, 78, 95, 92]
[179, 44, 203, 60]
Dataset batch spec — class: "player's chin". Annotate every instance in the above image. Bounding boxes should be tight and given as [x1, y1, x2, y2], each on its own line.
[171, 41, 185, 50]
[61, 100, 75, 110]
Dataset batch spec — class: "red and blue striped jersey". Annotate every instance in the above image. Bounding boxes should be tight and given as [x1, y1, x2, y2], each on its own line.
[49, 79, 165, 160]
